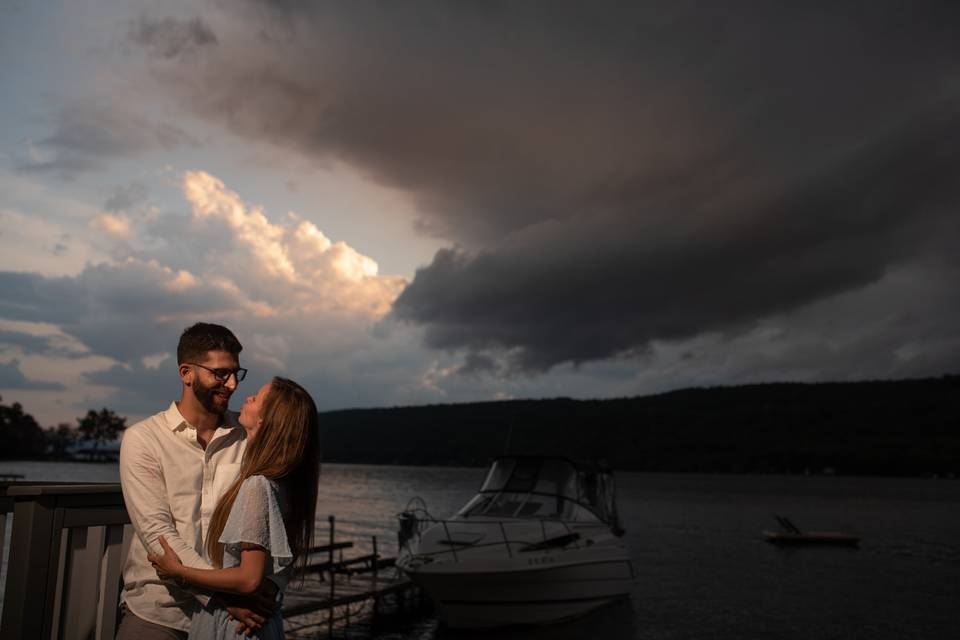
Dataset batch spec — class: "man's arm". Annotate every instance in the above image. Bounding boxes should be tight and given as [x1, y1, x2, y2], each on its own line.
[119, 428, 211, 570]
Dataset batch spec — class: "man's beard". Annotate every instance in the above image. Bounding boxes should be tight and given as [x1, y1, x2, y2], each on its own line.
[192, 379, 230, 415]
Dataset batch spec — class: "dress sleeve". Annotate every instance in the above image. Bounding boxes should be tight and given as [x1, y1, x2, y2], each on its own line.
[220, 475, 294, 573]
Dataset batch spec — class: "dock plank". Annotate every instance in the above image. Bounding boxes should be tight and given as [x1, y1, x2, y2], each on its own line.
[282, 568, 418, 638]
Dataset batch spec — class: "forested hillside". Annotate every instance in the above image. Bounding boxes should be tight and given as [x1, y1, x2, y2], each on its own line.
[318, 375, 960, 476]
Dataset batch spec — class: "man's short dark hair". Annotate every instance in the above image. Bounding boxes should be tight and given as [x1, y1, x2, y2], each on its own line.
[177, 323, 243, 364]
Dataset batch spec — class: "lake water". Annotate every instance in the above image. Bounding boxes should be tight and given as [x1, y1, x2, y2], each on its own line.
[1, 460, 958, 639]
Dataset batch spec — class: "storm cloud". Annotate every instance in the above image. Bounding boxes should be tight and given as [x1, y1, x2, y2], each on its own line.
[124, 1, 960, 374]
[394, 113, 960, 369]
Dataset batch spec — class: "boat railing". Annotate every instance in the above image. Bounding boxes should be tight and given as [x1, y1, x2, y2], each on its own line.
[406, 516, 598, 564]
[0, 482, 132, 640]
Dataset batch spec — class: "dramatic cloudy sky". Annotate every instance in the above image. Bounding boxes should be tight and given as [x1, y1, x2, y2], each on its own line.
[2, 1, 958, 426]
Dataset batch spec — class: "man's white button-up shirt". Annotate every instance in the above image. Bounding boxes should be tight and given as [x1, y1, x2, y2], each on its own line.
[119, 401, 246, 631]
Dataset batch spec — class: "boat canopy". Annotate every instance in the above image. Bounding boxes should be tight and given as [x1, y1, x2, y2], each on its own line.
[457, 456, 622, 528]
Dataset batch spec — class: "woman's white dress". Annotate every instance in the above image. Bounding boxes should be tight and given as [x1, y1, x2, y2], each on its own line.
[189, 474, 292, 640]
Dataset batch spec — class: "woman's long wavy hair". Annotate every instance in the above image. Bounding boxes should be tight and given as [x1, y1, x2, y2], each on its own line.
[206, 377, 321, 574]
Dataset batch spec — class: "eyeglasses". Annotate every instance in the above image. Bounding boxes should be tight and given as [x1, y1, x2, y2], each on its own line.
[188, 363, 248, 383]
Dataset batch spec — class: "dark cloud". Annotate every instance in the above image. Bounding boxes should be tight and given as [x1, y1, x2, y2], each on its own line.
[134, 1, 960, 373]
[0, 329, 83, 358]
[128, 16, 218, 60]
[83, 359, 181, 415]
[456, 352, 500, 376]
[19, 103, 198, 176]
[0, 359, 64, 390]
[0, 330, 56, 353]
[0, 263, 250, 362]
[394, 111, 960, 370]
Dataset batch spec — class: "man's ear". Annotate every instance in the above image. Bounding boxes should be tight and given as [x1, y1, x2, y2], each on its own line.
[178, 363, 193, 386]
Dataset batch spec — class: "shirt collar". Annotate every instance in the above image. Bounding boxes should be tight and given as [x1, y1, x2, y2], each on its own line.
[163, 401, 189, 431]
[163, 401, 242, 436]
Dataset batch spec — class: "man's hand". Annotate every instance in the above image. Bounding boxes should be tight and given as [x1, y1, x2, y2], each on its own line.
[220, 581, 280, 636]
[224, 604, 265, 637]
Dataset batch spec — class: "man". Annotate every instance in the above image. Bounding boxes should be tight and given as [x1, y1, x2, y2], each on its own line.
[117, 322, 277, 639]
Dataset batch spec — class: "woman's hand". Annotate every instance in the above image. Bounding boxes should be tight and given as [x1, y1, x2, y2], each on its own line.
[147, 535, 185, 581]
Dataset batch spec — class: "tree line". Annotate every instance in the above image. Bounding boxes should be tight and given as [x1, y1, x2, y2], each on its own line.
[317, 375, 960, 476]
[0, 397, 127, 460]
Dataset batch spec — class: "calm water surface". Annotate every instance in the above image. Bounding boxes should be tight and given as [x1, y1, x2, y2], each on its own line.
[1, 460, 958, 639]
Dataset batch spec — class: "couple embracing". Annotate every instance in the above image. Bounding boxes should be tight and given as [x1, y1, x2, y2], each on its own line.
[116, 322, 321, 640]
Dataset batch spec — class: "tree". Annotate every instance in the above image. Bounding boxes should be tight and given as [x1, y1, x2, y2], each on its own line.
[0, 396, 45, 458]
[44, 422, 78, 458]
[77, 408, 127, 449]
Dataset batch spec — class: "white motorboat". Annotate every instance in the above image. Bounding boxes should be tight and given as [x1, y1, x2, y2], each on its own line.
[396, 456, 635, 628]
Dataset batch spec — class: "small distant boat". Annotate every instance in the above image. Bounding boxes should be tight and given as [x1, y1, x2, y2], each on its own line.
[763, 515, 860, 547]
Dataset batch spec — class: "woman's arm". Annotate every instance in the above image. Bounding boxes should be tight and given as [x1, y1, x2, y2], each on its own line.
[149, 535, 268, 596]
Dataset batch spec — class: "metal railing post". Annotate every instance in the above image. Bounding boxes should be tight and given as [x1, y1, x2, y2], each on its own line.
[440, 521, 459, 562]
[498, 521, 512, 558]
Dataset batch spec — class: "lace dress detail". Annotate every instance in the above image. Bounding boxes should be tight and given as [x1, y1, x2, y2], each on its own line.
[189, 475, 291, 639]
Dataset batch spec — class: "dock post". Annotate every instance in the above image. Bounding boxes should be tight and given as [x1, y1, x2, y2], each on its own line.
[328, 515, 335, 638]
[371, 535, 379, 626]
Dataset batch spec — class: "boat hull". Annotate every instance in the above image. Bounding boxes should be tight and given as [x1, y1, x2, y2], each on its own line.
[403, 552, 635, 628]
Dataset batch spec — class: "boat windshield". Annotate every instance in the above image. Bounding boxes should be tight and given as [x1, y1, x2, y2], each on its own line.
[458, 457, 618, 524]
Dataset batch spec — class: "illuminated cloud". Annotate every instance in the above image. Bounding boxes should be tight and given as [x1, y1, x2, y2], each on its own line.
[0, 168, 416, 423]
[181, 170, 406, 316]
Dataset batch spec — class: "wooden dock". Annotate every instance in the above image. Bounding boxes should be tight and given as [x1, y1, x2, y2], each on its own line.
[0, 484, 425, 640]
[282, 516, 424, 637]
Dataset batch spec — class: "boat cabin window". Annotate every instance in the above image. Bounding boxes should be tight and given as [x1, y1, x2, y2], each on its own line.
[480, 458, 579, 499]
[463, 457, 615, 524]
[534, 459, 579, 499]
[459, 491, 604, 522]
[479, 458, 516, 493]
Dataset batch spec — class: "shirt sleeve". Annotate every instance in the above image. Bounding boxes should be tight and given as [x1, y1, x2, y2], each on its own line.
[220, 475, 294, 574]
[119, 426, 214, 604]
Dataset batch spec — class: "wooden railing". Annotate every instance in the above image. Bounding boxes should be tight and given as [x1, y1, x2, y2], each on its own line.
[0, 485, 410, 640]
[0, 483, 131, 640]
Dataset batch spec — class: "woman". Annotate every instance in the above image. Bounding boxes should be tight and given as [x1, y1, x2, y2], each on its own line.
[149, 377, 321, 639]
